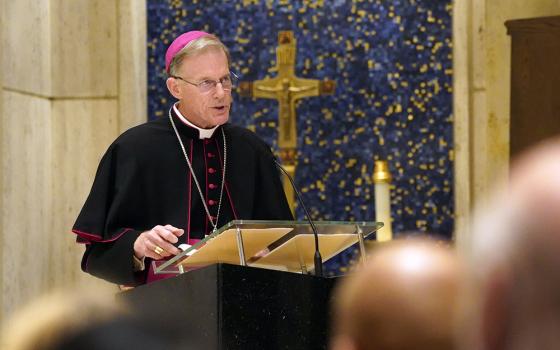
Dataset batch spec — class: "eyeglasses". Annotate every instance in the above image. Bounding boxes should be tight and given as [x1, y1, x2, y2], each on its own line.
[171, 72, 238, 93]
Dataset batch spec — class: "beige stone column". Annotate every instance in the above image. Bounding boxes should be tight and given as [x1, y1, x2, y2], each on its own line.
[453, 0, 560, 246]
[0, 0, 4, 322]
[1, 0, 146, 322]
[452, 0, 473, 245]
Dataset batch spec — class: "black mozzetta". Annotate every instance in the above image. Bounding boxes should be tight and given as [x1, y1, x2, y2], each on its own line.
[72, 109, 292, 285]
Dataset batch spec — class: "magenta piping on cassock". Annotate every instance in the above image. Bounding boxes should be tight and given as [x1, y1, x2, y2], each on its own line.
[203, 139, 210, 234]
[72, 228, 133, 243]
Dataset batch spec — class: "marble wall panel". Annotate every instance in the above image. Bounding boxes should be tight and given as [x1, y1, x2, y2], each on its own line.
[118, 0, 147, 132]
[1, 0, 145, 324]
[3, 0, 119, 98]
[0, 93, 117, 320]
[48, 99, 118, 289]
[1, 91, 53, 319]
[3, 0, 52, 96]
[50, 0, 118, 98]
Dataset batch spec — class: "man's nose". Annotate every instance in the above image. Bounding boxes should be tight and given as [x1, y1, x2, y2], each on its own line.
[214, 82, 226, 98]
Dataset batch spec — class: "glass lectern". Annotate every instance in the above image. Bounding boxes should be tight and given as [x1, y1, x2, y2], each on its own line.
[155, 220, 383, 275]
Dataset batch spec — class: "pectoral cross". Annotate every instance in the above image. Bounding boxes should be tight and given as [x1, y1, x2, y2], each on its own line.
[239, 31, 335, 214]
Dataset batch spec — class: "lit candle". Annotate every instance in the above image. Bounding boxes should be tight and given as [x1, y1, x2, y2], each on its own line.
[373, 160, 393, 241]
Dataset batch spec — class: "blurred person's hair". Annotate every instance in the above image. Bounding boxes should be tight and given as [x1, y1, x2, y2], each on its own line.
[460, 137, 560, 350]
[2, 286, 202, 350]
[1, 287, 122, 350]
[331, 237, 460, 350]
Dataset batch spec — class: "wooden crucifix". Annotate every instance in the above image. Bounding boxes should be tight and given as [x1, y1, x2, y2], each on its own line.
[238, 31, 335, 214]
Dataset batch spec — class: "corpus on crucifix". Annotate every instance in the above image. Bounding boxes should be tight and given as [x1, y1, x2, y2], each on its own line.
[239, 31, 335, 214]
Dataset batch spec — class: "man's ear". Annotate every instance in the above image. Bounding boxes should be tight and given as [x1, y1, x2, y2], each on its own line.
[166, 77, 182, 99]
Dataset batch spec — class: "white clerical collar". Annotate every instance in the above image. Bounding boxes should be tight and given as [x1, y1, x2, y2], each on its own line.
[173, 103, 218, 139]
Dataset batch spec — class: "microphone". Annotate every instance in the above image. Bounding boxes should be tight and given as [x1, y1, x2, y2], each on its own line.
[273, 158, 323, 277]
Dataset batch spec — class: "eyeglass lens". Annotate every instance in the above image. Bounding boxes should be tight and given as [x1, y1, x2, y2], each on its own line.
[199, 75, 236, 92]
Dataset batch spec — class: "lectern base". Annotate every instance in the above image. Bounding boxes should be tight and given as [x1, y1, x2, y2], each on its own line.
[122, 263, 338, 350]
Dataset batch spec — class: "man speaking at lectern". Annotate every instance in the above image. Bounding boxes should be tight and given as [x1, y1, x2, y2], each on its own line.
[72, 31, 293, 286]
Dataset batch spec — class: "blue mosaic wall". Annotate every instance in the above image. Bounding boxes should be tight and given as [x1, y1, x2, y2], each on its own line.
[147, 1, 454, 243]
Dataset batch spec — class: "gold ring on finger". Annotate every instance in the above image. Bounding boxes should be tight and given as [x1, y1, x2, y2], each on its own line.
[154, 246, 164, 255]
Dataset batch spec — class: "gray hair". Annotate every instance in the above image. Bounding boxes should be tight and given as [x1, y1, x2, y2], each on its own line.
[168, 34, 231, 76]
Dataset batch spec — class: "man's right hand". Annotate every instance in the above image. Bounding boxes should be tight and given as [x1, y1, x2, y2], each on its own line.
[133, 224, 184, 260]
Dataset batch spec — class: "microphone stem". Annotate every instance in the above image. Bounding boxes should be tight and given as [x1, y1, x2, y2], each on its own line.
[274, 160, 323, 277]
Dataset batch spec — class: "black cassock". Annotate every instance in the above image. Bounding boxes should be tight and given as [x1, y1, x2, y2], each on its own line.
[73, 109, 293, 285]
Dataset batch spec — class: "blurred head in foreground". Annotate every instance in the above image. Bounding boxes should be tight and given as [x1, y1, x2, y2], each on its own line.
[460, 137, 560, 350]
[331, 237, 461, 350]
[1, 287, 184, 350]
